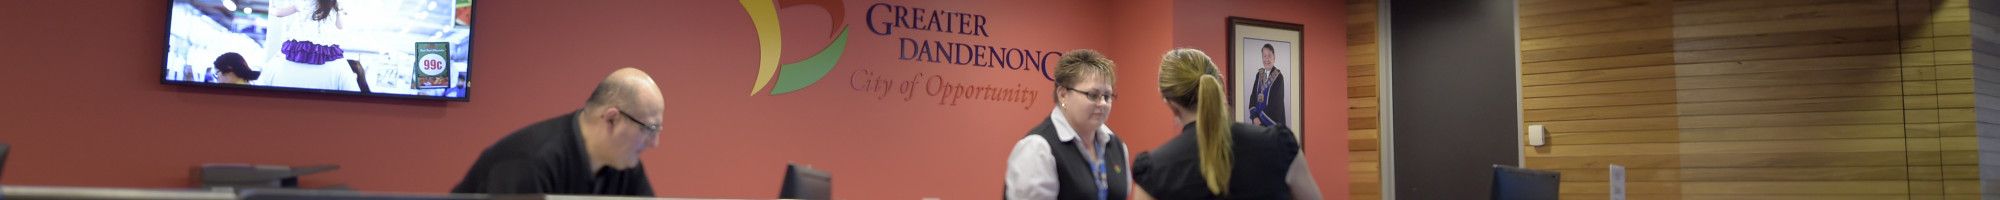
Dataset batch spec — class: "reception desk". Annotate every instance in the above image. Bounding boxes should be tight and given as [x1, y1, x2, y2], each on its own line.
[1, 185, 233, 200]
[0, 186, 758, 200]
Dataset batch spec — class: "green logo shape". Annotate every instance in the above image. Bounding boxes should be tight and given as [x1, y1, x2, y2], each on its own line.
[742, 0, 848, 96]
[771, 27, 848, 94]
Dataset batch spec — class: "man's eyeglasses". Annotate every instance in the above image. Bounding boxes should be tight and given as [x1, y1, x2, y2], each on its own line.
[615, 108, 662, 135]
[1061, 85, 1116, 102]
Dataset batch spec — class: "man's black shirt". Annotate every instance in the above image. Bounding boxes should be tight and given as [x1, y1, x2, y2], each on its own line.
[451, 110, 655, 196]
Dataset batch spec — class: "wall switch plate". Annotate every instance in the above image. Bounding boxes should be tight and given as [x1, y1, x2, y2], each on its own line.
[1528, 124, 1546, 146]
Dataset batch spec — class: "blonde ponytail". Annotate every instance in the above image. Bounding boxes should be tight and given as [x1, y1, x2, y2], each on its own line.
[1196, 75, 1234, 196]
[1158, 48, 1233, 196]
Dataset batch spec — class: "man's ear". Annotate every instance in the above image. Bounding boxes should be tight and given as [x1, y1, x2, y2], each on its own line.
[598, 106, 621, 123]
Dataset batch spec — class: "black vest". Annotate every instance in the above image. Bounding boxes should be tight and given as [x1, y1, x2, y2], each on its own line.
[1011, 118, 1130, 200]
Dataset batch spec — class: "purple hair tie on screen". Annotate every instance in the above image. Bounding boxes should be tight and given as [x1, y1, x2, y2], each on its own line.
[280, 40, 344, 65]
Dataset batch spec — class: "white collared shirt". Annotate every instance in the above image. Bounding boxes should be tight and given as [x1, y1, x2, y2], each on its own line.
[1005, 108, 1128, 200]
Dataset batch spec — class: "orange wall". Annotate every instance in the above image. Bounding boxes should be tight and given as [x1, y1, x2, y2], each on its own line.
[0, 0, 1344, 199]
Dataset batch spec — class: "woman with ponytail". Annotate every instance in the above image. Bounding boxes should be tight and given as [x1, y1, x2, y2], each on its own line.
[1131, 49, 1322, 199]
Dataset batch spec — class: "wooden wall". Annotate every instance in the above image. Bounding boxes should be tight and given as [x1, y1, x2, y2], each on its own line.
[1519, 0, 1683, 199]
[1902, 1, 1980, 199]
[1515, 0, 1978, 199]
[1345, 0, 1381, 199]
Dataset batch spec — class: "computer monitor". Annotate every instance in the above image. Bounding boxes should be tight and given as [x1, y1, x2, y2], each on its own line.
[1, 143, 11, 181]
[778, 163, 831, 200]
[1491, 165, 1560, 200]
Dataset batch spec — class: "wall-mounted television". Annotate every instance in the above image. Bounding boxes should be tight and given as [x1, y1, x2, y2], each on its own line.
[164, 0, 474, 101]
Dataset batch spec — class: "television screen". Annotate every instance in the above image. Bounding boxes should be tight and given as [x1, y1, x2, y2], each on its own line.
[164, 0, 474, 101]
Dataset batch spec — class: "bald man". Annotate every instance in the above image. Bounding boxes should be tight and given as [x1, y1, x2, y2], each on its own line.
[452, 68, 663, 196]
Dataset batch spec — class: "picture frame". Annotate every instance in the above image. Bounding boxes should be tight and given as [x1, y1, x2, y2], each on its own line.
[1226, 16, 1304, 138]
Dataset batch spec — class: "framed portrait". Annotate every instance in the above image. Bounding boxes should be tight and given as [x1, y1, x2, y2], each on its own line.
[1226, 17, 1303, 138]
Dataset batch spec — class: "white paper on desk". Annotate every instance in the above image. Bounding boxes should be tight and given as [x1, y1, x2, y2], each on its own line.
[1610, 164, 1626, 200]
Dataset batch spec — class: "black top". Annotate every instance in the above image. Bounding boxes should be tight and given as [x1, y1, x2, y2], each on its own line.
[1007, 117, 1130, 200]
[1132, 123, 1300, 199]
[451, 110, 655, 196]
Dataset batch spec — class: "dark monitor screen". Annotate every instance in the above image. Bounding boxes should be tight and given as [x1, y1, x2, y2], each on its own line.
[0, 143, 9, 182]
[1491, 165, 1560, 200]
[779, 163, 830, 200]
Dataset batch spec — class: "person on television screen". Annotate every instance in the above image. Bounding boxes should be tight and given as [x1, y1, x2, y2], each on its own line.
[346, 60, 370, 93]
[452, 68, 661, 196]
[263, 0, 365, 92]
[212, 52, 262, 85]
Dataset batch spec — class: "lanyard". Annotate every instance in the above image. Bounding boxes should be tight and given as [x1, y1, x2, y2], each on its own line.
[1089, 139, 1109, 200]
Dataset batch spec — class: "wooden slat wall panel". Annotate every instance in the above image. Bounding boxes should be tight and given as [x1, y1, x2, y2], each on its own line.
[1906, 0, 1982, 199]
[1518, 0, 1980, 198]
[1345, 0, 1380, 199]
[1522, 0, 1684, 198]
[1903, 0, 1949, 199]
